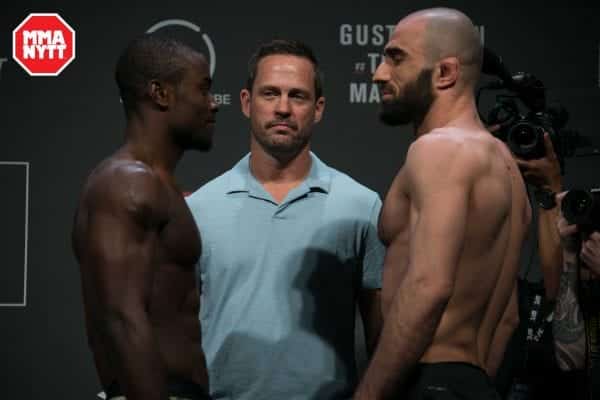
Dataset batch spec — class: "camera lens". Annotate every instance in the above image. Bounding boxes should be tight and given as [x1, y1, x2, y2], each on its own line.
[507, 122, 543, 158]
[562, 190, 593, 225]
[512, 125, 536, 146]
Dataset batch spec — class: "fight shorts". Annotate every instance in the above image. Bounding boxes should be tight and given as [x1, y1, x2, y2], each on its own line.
[404, 362, 500, 399]
[105, 378, 211, 400]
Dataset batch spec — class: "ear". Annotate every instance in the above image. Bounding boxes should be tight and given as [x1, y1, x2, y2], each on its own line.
[240, 88, 251, 118]
[434, 57, 459, 90]
[149, 79, 172, 110]
[313, 96, 326, 123]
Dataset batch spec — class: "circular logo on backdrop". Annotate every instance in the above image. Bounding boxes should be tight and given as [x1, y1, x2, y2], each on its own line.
[144, 19, 231, 105]
[146, 19, 216, 77]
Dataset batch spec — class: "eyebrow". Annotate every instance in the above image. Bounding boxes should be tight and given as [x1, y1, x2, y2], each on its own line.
[383, 46, 408, 59]
[257, 85, 280, 92]
[289, 88, 312, 97]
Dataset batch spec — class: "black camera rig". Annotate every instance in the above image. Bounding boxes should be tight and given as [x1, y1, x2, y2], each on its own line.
[477, 47, 586, 173]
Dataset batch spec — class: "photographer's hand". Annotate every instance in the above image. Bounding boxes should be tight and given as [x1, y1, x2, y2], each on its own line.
[516, 136, 564, 299]
[553, 191, 586, 370]
[486, 124, 501, 133]
[581, 232, 600, 277]
[515, 132, 562, 191]
[556, 192, 580, 258]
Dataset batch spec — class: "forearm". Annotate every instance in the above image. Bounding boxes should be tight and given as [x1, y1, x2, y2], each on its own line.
[552, 252, 586, 370]
[104, 311, 167, 399]
[538, 207, 563, 300]
[355, 283, 449, 399]
[486, 286, 519, 377]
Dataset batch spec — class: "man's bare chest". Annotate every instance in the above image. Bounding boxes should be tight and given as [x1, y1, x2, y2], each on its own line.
[378, 173, 411, 247]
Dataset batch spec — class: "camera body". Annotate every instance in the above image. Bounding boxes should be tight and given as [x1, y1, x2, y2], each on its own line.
[489, 106, 555, 159]
[484, 72, 577, 171]
[561, 188, 600, 234]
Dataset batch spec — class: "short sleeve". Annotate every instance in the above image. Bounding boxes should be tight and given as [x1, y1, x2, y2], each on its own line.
[361, 195, 385, 289]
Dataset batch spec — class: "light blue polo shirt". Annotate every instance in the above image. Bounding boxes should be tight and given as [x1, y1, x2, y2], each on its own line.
[186, 152, 384, 400]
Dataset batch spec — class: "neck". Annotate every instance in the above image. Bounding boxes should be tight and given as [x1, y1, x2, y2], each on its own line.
[249, 138, 312, 185]
[414, 91, 483, 137]
[122, 112, 183, 175]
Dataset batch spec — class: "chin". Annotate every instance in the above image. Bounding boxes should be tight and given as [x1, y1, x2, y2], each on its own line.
[261, 140, 305, 157]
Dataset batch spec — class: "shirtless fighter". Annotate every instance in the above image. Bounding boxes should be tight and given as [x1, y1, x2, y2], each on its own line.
[354, 8, 531, 400]
[72, 35, 218, 400]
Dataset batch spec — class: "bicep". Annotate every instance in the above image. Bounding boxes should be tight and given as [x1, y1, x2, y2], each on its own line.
[409, 182, 470, 288]
[403, 138, 480, 292]
[84, 207, 159, 312]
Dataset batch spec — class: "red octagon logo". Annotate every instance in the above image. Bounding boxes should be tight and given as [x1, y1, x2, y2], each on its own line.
[12, 13, 76, 76]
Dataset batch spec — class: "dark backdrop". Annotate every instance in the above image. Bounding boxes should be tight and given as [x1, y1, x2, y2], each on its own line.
[1, 1, 599, 398]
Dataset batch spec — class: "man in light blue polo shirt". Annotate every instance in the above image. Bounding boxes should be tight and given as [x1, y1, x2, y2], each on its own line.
[186, 39, 384, 400]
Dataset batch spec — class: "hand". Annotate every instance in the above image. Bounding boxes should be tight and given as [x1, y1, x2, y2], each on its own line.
[581, 232, 600, 277]
[556, 191, 580, 256]
[487, 124, 501, 134]
[515, 132, 562, 191]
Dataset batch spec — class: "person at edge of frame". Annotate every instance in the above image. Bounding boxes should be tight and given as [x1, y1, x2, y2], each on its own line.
[72, 34, 218, 400]
[552, 191, 600, 399]
[353, 7, 530, 400]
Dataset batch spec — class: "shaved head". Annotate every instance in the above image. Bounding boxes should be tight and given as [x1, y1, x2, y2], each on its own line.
[399, 7, 482, 86]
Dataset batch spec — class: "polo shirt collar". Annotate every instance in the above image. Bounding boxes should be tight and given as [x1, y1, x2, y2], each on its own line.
[225, 151, 331, 195]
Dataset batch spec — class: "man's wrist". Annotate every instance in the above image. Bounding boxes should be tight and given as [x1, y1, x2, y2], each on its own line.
[562, 249, 578, 265]
[535, 187, 558, 210]
[547, 179, 562, 193]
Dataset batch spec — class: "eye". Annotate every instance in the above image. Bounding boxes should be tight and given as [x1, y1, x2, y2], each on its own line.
[385, 54, 403, 66]
[261, 89, 278, 98]
[290, 91, 310, 101]
[197, 84, 210, 94]
[383, 48, 406, 66]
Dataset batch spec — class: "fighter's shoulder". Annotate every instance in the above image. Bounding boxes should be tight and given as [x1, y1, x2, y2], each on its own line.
[83, 158, 165, 214]
[407, 129, 487, 179]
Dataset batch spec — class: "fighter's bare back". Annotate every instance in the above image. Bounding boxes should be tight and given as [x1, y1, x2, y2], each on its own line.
[378, 127, 530, 368]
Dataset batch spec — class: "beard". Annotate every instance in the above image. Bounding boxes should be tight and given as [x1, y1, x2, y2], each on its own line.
[379, 68, 435, 127]
[251, 120, 311, 158]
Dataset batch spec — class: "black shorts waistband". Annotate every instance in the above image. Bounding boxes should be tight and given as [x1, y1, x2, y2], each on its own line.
[105, 378, 209, 399]
[417, 361, 488, 373]
[410, 361, 491, 383]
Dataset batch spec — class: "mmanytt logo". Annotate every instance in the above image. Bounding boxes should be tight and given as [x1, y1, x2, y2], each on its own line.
[146, 19, 230, 105]
[340, 23, 485, 104]
[12, 13, 76, 76]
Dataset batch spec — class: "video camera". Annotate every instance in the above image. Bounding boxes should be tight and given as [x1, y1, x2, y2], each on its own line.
[478, 47, 581, 173]
[561, 188, 600, 234]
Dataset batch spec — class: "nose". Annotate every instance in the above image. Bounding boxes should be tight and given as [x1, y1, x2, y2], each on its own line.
[372, 61, 390, 86]
[274, 95, 291, 117]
